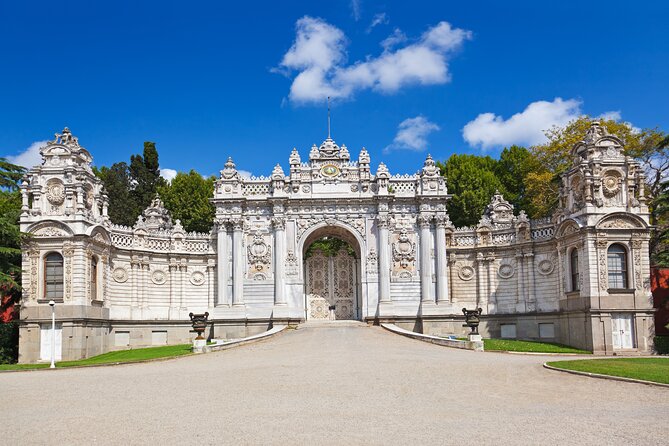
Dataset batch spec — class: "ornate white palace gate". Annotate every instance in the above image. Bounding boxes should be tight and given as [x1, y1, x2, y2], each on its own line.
[16, 124, 656, 362]
[305, 248, 358, 320]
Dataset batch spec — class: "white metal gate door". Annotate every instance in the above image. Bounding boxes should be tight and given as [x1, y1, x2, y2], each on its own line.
[306, 249, 356, 320]
[611, 314, 634, 349]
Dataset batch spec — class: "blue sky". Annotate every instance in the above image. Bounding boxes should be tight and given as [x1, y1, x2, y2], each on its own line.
[2, 0, 668, 179]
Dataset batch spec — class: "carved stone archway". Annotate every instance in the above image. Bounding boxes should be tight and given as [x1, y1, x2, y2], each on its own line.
[302, 225, 362, 321]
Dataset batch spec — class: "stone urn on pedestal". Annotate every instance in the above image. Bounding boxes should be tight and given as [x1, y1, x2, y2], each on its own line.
[462, 307, 483, 342]
[189, 312, 209, 353]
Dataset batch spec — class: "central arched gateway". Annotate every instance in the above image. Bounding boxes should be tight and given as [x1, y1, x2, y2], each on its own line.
[301, 225, 362, 321]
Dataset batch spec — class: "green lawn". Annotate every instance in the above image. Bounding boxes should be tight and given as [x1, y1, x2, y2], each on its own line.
[0, 344, 192, 371]
[546, 358, 669, 384]
[483, 338, 591, 354]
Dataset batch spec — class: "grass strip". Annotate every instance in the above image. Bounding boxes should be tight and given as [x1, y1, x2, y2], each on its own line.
[0, 344, 192, 370]
[483, 338, 591, 354]
[546, 358, 669, 384]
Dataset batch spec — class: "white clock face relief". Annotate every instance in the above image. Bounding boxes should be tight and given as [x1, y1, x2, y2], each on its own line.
[320, 164, 340, 177]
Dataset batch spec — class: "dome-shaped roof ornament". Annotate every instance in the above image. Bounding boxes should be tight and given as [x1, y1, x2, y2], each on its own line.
[376, 162, 390, 179]
[421, 154, 440, 177]
[289, 147, 301, 165]
[271, 163, 285, 180]
[221, 157, 239, 180]
[358, 147, 370, 164]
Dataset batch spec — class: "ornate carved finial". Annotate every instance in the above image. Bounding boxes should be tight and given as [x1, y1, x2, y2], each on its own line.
[421, 154, 440, 177]
[141, 194, 173, 230]
[289, 148, 301, 165]
[221, 157, 239, 180]
[358, 147, 370, 164]
[376, 162, 390, 178]
[53, 127, 80, 146]
[309, 144, 319, 160]
[271, 163, 285, 180]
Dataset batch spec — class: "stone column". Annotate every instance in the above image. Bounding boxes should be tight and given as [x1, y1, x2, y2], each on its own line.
[232, 219, 245, 306]
[476, 252, 485, 308]
[486, 253, 495, 305]
[526, 253, 536, 305]
[216, 221, 229, 306]
[273, 217, 287, 305]
[448, 253, 456, 302]
[207, 260, 215, 308]
[418, 215, 433, 303]
[377, 216, 391, 303]
[515, 250, 524, 303]
[435, 217, 449, 303]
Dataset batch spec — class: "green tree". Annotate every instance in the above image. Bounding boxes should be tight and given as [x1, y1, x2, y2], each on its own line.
[94, 162, 136, 226]
[158, 170, 215, 233]
[130, 142, 166, 213]
[438, 154, 505, 227]
[0, 158, 25, 190]
[496, 145, 536, 213]
[652, 179, 669, 266]
[0, 159, 25, 362]
[95, 142, 167, 226]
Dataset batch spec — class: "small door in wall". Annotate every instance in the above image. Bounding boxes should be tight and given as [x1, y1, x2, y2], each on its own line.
[40, 323, 62, 361]
[611, 314, 634, 350]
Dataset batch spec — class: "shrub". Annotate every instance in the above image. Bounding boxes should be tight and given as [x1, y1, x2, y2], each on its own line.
[0, 321, 19, 364]
[654, 335, 669, 355]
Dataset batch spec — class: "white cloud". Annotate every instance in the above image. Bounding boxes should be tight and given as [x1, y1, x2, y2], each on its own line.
[160, 168, 178, 182]
[462, 98, 638, 150]
[277, 17, 472, 104]
[599, 110, 621, 121]
[380, 28, 407, 52]
[366, 13, 388, 33]
[462, 98, 583, 150]
[6, 140, 48, 168]
[238, 170, 253, 179]
[350, 0, 361, 21]
[385, 116, 440, 152]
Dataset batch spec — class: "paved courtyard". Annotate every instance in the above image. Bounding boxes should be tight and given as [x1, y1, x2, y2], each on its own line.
[1, 322, 667, 445]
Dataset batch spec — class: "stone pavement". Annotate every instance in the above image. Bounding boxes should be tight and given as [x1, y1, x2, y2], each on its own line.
[1, 323, 666, 445]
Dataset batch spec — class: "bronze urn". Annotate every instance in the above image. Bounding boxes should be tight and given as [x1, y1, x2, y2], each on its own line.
[189, 312, 210, 340]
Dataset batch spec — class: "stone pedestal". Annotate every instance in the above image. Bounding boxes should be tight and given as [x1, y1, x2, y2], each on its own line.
[192, 338, 206, 353]
[468, 334, 482, 342]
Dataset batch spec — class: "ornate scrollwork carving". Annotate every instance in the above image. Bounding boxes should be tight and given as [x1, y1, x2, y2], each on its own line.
[392, 229, 416, 269]
[45, 179, 65, 205]
[247, 231, 271, 271]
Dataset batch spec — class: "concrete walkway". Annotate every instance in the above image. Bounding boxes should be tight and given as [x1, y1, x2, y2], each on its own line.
[1, 323, 666, 445]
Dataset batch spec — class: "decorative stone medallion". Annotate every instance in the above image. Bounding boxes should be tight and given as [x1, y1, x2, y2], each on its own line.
[498, 263, 514, 279]
[190, 271, 206, 285]
[112, 267, 128, 283]
[46, 179, 65, 205]
[458, 265, 475, 281]
[151, 269, 167, 285]
[537, 259, 555, 275]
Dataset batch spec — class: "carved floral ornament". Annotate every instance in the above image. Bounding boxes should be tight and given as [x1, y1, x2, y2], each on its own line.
[392, 229, 416, 269]
[458, 264, 475, 281]
[151, 269, 168, 285]
[498, 263, 514, 279]
[112, 267, 129, 283]
[190, 271, 206, 286]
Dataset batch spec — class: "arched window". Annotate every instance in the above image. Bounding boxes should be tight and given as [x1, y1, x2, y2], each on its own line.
[91, 256, 98, 301]
[44, 252, 64, 300]
[607, 244, 628, 289]
[570, 248, 579, 292]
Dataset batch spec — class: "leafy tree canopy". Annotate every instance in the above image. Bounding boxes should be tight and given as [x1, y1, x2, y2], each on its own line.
[438, 154, 505, 227]
[158, 170, 215, 233]
[95, 142, 167, 226]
